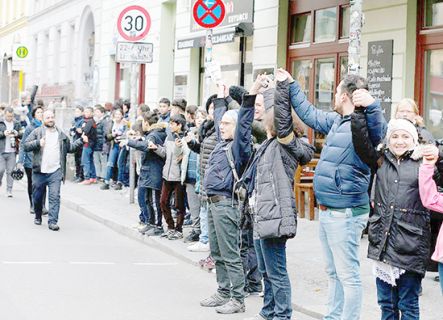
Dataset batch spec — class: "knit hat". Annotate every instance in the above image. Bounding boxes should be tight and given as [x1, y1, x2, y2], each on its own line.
[386, 118, 419, 149]
[205, 94, 217, 113]
[224, 109, 239, 124]
[229, 86, 247, 105]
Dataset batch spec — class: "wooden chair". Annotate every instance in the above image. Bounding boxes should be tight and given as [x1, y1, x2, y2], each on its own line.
[293, 159, 318, 220]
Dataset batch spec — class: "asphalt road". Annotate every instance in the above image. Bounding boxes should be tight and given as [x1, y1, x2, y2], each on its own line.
[0, 185, 316, 320]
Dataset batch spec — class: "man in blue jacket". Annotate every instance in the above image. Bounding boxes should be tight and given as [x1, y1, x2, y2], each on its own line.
[282, 70, 386, 320]
[200, 79, 258, 314]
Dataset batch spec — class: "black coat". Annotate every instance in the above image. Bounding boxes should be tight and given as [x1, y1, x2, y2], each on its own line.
[351, 111, 432, 275]
[127, 124, 167, 190]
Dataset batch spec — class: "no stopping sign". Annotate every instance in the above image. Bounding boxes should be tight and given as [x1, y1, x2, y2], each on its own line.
[117, 5, 151, 41]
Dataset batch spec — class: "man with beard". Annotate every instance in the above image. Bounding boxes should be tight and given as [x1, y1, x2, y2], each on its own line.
[24, 110, 85, 230]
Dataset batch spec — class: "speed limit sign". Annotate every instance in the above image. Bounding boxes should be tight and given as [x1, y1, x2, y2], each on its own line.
[117, 5, 151, 42]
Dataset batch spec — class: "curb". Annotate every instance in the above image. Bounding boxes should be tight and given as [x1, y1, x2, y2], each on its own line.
[61, 196, 324, 319]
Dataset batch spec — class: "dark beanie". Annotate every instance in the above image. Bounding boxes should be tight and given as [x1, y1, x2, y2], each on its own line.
[205, 94, 217, 112]
[229, 85, 247, 105]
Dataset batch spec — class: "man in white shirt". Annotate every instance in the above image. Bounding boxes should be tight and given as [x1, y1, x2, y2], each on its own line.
[0, 107, 23, 197]
[24, 110, 84, 231]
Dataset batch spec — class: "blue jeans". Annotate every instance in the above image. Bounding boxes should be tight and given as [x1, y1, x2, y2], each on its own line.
[319, 208, 369, 320]
[255, 238, 291, 320]
[198, 201, 209, 244]
[32, 169, 62, 225]
[242, 227, 262, 293]
[105, 144, 120, 183]
[138, 187, 161, 225]
[376, 272, 422, 320]
[439, 263, 443, 294]
[117, 147, 129, 186]
[81, 146, 96, 179]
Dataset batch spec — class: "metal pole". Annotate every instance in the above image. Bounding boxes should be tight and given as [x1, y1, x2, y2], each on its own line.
[204, 28, 213, 100]
[129, 62, 138, 204]
[348, 0, 364, 75]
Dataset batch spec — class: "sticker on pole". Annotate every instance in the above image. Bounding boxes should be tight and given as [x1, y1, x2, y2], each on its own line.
[117, 5, 151, 42]
[193, 0, 226, 29]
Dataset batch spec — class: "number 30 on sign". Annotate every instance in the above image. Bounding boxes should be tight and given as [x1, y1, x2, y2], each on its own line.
[117, 5, 151, 42]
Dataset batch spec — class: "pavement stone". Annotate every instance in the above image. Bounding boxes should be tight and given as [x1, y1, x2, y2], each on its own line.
[56, 181, 442, 320]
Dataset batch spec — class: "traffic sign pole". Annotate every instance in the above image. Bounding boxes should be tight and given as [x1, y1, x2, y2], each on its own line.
[129, 62, 138, 204]
[205, 28, 213, 100]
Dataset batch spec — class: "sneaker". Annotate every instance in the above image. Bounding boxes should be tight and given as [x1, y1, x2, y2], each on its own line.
[80, 179, 93, 185]
[48, 223, 60, 231]
[113, 182, 123, 190]
[161, 229, 175, 238]
[90, 178, 97, 184]
[203, 256, 215, 271]
[30, 207, 34, 214]
[215, 299, 245, 314]
[184, 230, 200, 243]
[245, 288, 263, 297]
[138, 224, 153, 234]
[187, 241, 210, 252]
[7, 191, 12, 198]
[168, 231, 183, 240]
[100, 183, 110, 190]
[145, 226, 164, 236]
[42, 208, 48, 216]
[183, 218, 193, 227]
[199, 255, 212, 268]
[34, 218, 42, 225]
[200, 293, 230, 307]
[435, 276, 440, 282]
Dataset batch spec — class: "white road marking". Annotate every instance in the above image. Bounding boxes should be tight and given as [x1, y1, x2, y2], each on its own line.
[69, 261, 116, 265]
[133, 262, 178, 266]
[2, 261, 52, 265]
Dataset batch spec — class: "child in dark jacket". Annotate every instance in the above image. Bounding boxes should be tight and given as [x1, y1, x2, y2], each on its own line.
[79, 106, 97, 185]
[124, 112, 167, 236]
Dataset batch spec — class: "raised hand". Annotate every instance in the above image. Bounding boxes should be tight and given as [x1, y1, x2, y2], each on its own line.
[352, 89, 375, 107]
[422, 144, 439, 165]
[275, 68, 294, 83]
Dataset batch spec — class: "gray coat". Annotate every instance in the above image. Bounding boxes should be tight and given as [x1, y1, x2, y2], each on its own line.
[155, 132, 183, 182]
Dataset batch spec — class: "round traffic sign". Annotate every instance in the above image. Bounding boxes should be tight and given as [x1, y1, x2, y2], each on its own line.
[117, 5, 151, 41]
[16, 46, 28, 58]
[193, 0, 226, 29]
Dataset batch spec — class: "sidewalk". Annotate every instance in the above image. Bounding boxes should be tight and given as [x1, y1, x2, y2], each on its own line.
[57, 181, 441, 320]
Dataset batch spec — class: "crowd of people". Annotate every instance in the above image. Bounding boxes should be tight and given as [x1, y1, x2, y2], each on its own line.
[1, 67, 443, 319]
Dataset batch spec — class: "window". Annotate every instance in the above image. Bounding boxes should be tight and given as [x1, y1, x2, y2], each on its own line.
[315, 7, 337, 43]
[291, 13, 311, 44]
[340, 6, 350, 38]
[425, 0, 443, 27]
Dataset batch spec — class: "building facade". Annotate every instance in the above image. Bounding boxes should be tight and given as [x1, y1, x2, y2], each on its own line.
[0, 0, 442, 142]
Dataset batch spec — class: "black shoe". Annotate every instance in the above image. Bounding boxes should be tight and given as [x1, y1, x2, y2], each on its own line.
[34, 218, 42, 225]
[184, 230, 200, 243]
[100, 183, 110, 190]
[113, 182, 123, 190]
[435, 276, 440, 282]
[48, 223, 60, 231]
[42, 208, 48, 216]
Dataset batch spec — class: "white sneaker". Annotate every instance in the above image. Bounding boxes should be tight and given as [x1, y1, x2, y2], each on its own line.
[7, 191, 12, 198]
[187, 241, 210, 252]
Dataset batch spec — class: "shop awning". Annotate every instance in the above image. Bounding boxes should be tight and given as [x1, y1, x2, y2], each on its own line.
[176, 23, 253, 50]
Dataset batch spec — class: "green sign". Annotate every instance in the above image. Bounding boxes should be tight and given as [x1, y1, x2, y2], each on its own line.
[16, 46, 28, 59]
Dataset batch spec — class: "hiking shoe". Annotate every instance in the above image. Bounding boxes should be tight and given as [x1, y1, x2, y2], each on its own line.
[161, 229, 174, 238]
[184, 230, 200, 243]
[34, 218, 42, 225]
[138, 224, 153, 234]
[215, 300, 245, 314]
[168, 231, 183, 240]
[200, 293, 230, 307]
[187, 241, 210, 252]
[113, 182, 123, 190]
[145, 227, 164, 236]
[100, 183, 110, 190]
[48, 223, 60, 231]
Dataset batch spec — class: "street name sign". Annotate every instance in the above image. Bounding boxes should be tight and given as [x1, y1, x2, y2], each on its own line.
[116, 42, 153, 64]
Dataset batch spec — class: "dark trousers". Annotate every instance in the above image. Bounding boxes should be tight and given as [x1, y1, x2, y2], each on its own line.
[74, 147, 83, 179]
[33, 169, 62, 225]
[25, 167, 46, 210]
[138, 186, 162, 226]
[241, 227, 262, 293]
[160, 180, 185, 232]
[376, 271, 422, 320]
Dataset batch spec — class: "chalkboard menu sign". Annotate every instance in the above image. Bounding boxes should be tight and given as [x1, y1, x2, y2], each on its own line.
[367, 40, 394, 119]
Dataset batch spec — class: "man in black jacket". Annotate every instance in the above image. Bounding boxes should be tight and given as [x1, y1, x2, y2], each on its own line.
[79, 106, 97, 185]
[24, 110, 84, 230]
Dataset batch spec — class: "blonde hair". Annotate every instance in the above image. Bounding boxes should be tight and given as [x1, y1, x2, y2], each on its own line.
[395, 98, 424, 127]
